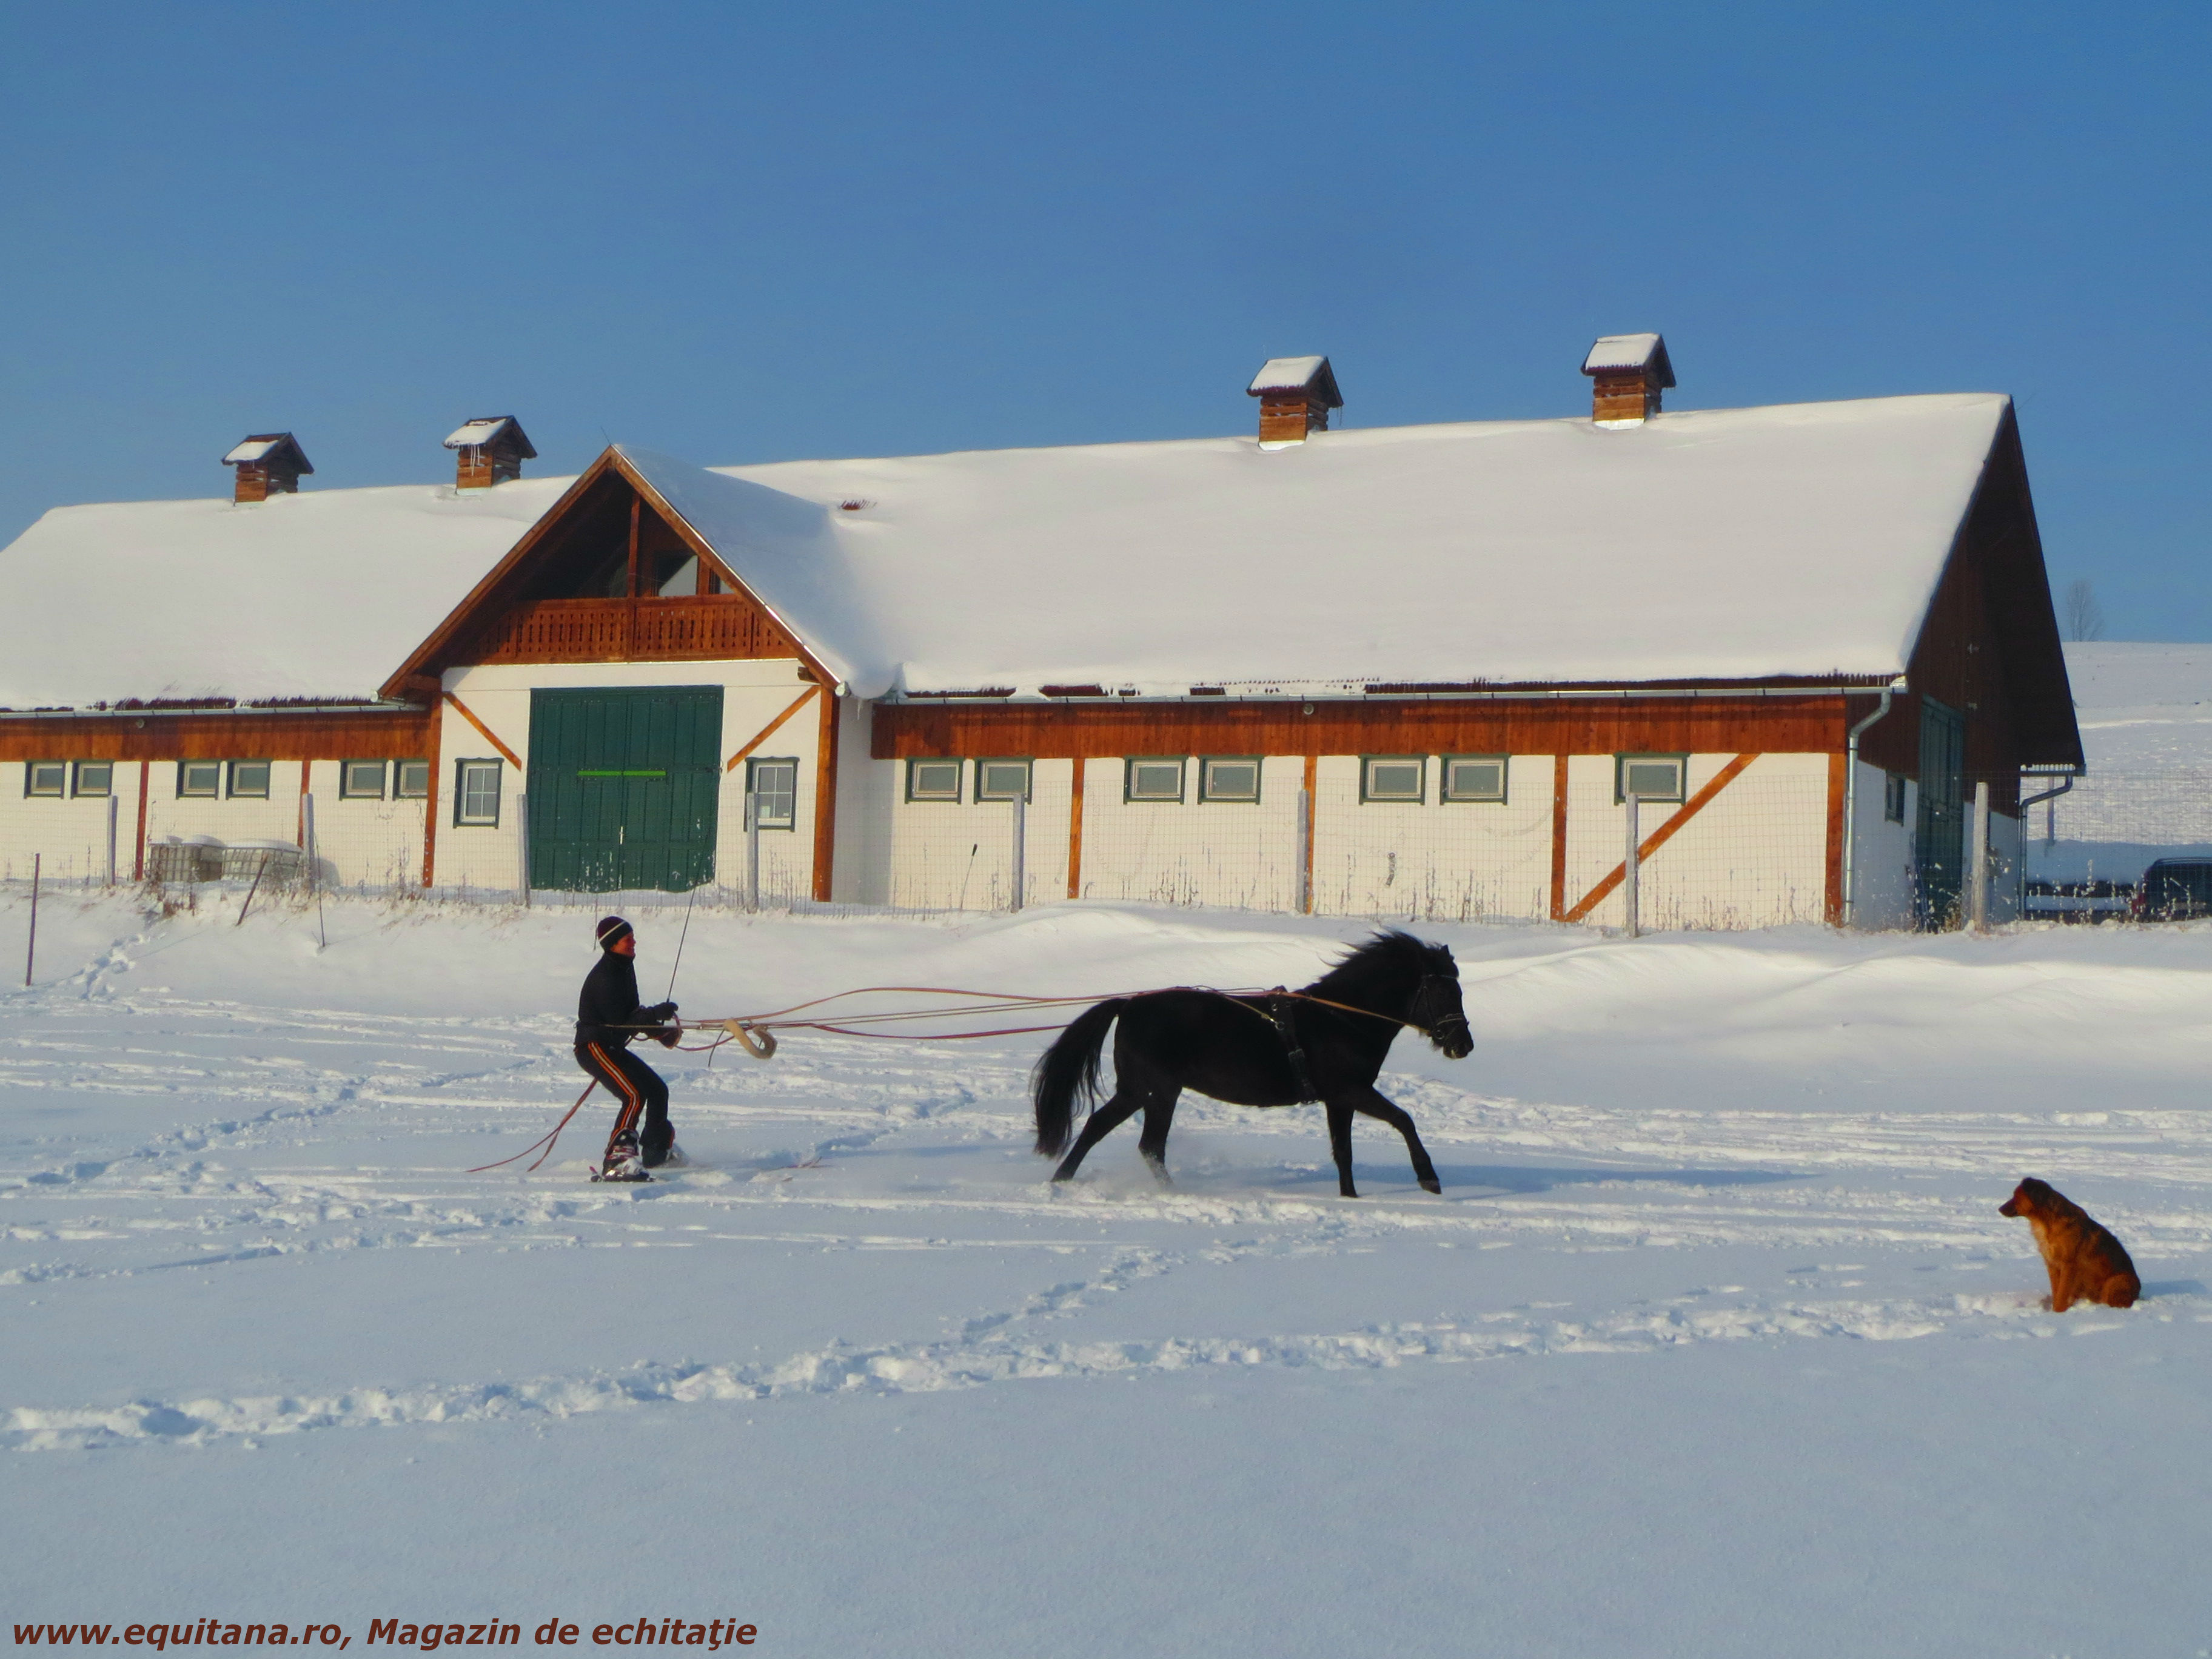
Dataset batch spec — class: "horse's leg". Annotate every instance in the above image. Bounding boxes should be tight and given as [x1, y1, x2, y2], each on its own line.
[1050, 1088, 1148, 1184]
[1352, 1086, 1442, 1195]
[1136, 1091, 1181, 1186]
[1325, 1099, 1358, 1198]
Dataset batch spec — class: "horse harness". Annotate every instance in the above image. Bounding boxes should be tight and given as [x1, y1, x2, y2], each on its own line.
[1262, 989, 1321, 1103]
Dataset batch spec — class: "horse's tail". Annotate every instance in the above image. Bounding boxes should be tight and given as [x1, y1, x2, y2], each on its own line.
[1031, 998, 1128, 1157]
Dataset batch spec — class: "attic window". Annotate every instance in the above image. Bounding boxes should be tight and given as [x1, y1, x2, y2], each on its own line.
[1361, 757, 1424, 803]
[1125, 757, 1186, 803]
[906, 759, 962, 803]
[1616, 754, 1686, 803]
[25, 762, 64, 797]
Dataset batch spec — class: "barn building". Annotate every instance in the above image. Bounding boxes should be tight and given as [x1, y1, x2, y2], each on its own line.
[0, 341, 2082, 930]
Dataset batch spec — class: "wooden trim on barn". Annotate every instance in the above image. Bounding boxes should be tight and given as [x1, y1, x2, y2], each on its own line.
[1825, 751, 1848, 924]
[132, 760, 149, 880]
[873, 695, 1855, 762]
[421, 709, 443, 889]
[1563, 754, 1760, 923]
[724, 686, 819, 772]
[0, 708, 434, 763]
[442, 692, 521, 769]
[812, 688, 840, 902]
[382, 447, 840, 698]
[1549, 756, 1569, 921]
[1067, 760, 1087, 899]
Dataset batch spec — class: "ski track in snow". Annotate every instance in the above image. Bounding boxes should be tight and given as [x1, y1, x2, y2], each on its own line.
[8, 916, 2212, 1458]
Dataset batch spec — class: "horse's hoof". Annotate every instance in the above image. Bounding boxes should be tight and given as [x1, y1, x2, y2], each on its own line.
[1420, 1178, 1442, 1195]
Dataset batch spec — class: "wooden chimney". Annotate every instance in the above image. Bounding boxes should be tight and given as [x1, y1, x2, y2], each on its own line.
[1247, 357, 1343, 446]
[1581, 333, 1675, 425]
[443, 416, 538, 489]
[223, 434, 313, 503]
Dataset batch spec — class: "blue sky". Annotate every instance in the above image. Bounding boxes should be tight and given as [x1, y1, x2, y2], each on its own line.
[3, 2, 2206, 636]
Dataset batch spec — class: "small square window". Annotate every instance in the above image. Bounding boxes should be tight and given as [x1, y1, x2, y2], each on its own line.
[1361, 756, 1424, 803]
[1199, 757, 1261, 803]
[395, 759, 430, 799]
[1884, 772, 1908, 824]
[906, 759, 963, 803]
[977, 758, 1033, 802]
[229, 760, 271, 799]
[341, 760, 387, 800]
[178, 760, 222, 799]
[1125, 757, 1186, 802]
[1616, 754, 1686, 803]
[1441, 755, 1507, 803]
[26, 761, 65, 797]
[454, 759, 502, 826]
[72, 762, 113, 798]
[747, 757, 799, 830]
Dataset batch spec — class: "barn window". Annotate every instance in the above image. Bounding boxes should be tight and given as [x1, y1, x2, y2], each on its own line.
[341, 760, 387, 800]
[747, 757, 799, 829]
[178, 761, 221, 799]
[1441, 756, 1507, 803]
[228, 761, 272, 799]
[73, 762, 112, 798]
[1361, 756, 1424, 803]
[395, 759, 431, 799]
[25, 761, 65, 797]
[907, 759, 963, 802]
[454, 760, 502, 826]
[977, 759, 1033, 802]
[1615, 754, 1686, 803]
[1125, 757, 1187, 802]
[1884, 772, 1908, 823]
[1199, 757, 1261, 803]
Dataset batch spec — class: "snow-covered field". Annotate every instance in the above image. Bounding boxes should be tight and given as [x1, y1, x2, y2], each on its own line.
[5, 891, 2212, 1655]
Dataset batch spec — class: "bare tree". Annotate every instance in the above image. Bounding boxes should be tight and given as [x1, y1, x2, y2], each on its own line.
[2063, 578, 2105, 643]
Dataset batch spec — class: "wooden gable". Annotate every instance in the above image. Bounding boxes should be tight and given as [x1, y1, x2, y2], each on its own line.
[383, 447, 827, 699]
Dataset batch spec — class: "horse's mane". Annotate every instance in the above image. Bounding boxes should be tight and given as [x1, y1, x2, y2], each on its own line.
[1302, 930, 1446, 1001]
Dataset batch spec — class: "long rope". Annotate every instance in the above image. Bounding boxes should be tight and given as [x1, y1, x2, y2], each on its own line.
[468, 1081, 595, 1173]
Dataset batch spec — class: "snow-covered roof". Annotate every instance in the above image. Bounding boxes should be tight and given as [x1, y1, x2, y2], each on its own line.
[443, 417, 534, 455]
[1582, 333, 1674, 384]
[658, 392, 2011, 699]
[222, 434, 310, 469]
[0, 479, 569, 706]
[2, 392, 2014, 709]
[1246, 356, 1341, 403]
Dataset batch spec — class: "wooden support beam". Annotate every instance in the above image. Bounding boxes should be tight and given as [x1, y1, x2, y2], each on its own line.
[811, 688, 840, 902]
[1302, 753, 1318, 914]
[1825, 750, 1849, 925]
[1563, 754, 1760, 924]
[723, 686, 819, 771]
[1067, 759, 1087, 899]
[1549, 756, 1569, 921]
[441, 691, 522, 769]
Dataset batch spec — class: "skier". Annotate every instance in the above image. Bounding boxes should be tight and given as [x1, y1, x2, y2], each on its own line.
[575, 915, 682, 1181]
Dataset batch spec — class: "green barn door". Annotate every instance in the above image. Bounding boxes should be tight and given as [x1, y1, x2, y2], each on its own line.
[1915, 696, 1966, 929]
[528, 686, 723, 892]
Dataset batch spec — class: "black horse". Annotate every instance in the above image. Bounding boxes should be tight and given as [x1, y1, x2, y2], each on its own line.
[1032, 930, 1473, 1197]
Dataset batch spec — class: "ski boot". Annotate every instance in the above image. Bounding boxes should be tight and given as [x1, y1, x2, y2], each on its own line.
[596, 1130, 649, 1183]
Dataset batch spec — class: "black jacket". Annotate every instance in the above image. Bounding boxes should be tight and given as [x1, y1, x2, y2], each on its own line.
[576, 951, 676, 1049]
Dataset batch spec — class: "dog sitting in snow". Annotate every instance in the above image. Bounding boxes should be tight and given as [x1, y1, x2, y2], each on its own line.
[1999, 1178, 2140, 1312]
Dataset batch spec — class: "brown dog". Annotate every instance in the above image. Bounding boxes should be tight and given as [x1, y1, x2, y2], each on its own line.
[1999, 1179, 2140, 1311]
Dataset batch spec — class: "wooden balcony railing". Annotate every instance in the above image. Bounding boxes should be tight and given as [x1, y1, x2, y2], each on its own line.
[464, 597, 799, 665]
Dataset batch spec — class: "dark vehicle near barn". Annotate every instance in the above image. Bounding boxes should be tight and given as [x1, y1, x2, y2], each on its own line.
[2131, 860, 2212, 921]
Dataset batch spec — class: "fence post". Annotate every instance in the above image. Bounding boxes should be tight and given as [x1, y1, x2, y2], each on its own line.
[515, 793, 531, 908]
[1295, 788, 1312, 914]
[1970, 779, 1991, 933]
[25, 853, 39, 987]
[745, 790, 761, 912]
[1009, 792, 1026, 912]
[106, 795, 119, 887]
[1623, 793, 1641, 938]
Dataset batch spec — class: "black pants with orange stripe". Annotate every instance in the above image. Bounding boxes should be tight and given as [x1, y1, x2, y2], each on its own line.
[575, 1041, 672, 1167]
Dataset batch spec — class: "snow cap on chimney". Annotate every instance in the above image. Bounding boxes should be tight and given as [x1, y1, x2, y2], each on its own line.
[1247, 356, 1342, 446]
[443, 416, 538, 489]
[223, 433, 312, 503]
[1581, 333, 1674, 426]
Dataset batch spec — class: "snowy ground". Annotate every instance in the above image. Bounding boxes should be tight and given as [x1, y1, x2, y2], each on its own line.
[5, 890, 2212, 1656]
